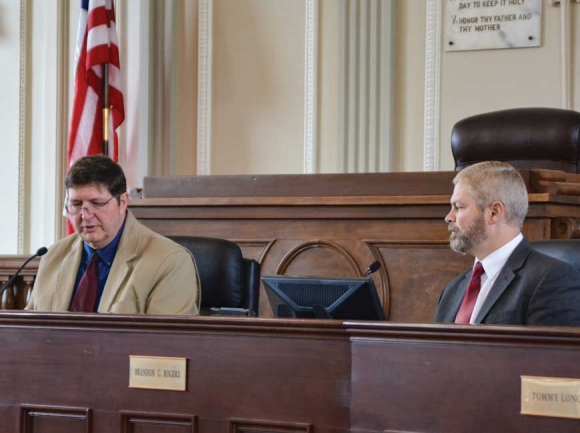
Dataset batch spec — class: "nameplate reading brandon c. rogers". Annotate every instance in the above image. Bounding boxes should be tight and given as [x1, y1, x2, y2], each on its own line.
[129, 356, 187, 391]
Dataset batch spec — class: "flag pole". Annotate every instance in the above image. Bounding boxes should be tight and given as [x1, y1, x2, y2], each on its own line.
[102, 63, 109, 156]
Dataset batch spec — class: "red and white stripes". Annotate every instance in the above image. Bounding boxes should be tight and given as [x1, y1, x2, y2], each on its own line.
[68, 0, 125, 166]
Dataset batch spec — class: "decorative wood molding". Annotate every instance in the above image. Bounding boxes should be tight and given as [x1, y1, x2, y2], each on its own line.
[275, 240, 360, 275]
[120, 411, 196, 432]
[3, 310, 580, 344]
[197, 0, 213, 175]
[232, 239, 276, 265]
[303, 0, 319, 174]
[528, 169, 580, 195]
[20, 405, 91, 432]
[423, 0, 442, 171]
[229, 418, 312, 433]
[550, 217, 580, 239]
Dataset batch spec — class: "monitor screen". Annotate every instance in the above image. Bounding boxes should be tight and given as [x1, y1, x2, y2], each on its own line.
[262, 275, 386, 321]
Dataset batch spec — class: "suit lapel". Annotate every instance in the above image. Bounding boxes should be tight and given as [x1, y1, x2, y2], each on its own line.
[52, 238, 83, 310]
[98, 213, 140, 312]
[473, 239, 531, 323]
[446, 273, 471, 322]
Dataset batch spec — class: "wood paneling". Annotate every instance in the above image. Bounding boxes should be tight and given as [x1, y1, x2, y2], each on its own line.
[129, 170, 580, 321]
[3, 170, 580, 321]
[20, 406, 90, 433]
[120, 412, 195, 433]
[0, 313, 578, 432]
[228, 419, 312, 433]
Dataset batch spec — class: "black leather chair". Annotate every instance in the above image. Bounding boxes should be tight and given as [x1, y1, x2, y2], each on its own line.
[451, 107, 580, 172]
[168, 236, 260, 316]
[531, 239, 580, 272]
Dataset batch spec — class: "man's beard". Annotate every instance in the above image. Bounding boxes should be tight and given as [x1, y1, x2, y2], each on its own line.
[448, 214, 487, 254]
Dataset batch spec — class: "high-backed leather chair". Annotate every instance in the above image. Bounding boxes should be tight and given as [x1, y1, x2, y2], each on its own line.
[452, 108, 580, 172]
[531, 239, 580, 272]
[168, 236, 260, 316]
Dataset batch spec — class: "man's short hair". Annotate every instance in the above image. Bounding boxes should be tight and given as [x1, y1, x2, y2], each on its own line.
[453, 161, 528, 228]
[65, 155, 127, 197]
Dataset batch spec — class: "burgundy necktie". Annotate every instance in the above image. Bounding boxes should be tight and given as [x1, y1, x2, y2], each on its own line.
[455, 261, 484, 324]
[70, 252, 99, 312]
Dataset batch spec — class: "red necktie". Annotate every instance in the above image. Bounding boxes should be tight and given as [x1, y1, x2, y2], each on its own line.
[70, 252, 100, 312]
[455, 261, 484, 324]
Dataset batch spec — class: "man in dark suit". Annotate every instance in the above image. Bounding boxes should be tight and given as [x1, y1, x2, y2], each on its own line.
[435, 161, 580, 326]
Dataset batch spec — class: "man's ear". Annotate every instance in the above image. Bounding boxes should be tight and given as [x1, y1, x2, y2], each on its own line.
[487, 201, 505, 224]
[119, 192, 129, 212]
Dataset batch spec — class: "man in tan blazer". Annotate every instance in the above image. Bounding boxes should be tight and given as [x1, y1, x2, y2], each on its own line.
[27, 155, 200, 315]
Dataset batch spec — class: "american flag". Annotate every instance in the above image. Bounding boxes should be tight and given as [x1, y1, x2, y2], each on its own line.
[68, 0, 125, 166]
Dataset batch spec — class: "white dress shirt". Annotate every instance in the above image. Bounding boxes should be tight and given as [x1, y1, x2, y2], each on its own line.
[469, 233, 524, 324]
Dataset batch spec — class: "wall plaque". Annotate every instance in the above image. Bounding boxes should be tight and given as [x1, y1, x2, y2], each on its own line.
[129, 356, 187, 391]
[521, 376, 580, 419]
[445, 0, 542, 51]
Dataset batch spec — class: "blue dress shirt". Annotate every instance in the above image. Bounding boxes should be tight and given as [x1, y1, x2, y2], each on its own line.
[70, 221, 126, 312]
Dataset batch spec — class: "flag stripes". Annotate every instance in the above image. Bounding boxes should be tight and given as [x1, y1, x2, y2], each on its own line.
[68, 0, 125, 167]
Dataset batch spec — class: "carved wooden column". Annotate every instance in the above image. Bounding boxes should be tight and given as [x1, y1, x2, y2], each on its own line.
[0, 256, 41, 310]
[1, 278, 15, 310]
[22, 276, 35, 309]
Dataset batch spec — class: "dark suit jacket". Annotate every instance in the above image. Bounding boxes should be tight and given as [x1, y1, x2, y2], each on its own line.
[435, 239, 580, 326]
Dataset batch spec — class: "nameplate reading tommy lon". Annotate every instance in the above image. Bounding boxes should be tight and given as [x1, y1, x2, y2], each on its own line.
[129, 356, 187, 391]
[521, 376, 580, 419]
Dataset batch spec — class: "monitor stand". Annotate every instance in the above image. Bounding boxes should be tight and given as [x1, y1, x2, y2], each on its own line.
[312, 305, 332, 319]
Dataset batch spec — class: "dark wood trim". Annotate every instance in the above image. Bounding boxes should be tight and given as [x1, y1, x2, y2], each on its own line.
[1, 314, 580, 432]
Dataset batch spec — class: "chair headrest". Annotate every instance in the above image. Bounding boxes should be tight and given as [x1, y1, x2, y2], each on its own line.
[531, 239, 580, 272]
[452, 108, 580, 172]
[168, 236, 243, 308]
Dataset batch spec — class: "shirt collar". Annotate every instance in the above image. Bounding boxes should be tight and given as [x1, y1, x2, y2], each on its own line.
[82, 218, 126, 265]
[476, 233, 523, 278]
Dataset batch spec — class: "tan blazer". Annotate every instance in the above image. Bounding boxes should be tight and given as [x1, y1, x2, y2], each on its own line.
[26, 212, 200, 315]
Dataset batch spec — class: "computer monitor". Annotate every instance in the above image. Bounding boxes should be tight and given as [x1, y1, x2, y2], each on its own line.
[262, 275, 386, 320]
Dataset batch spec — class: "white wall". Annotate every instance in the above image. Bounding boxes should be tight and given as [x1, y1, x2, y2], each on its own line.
[211, 0, 306, 174]
[0, 0, 22, 252]
[438, 1, 564, 169]
[395, 0, 427, 172]
[2, 0, 580, 253]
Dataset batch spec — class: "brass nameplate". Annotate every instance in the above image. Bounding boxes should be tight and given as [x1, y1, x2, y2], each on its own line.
[521, 376, 580, 419]
[129, 356, 187, 391]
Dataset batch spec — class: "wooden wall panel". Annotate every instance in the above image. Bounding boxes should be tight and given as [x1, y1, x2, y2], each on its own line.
[2, 171, 580, 322]
[20, 406, 90, 433]
[130, 171, 580, 320]
[0, 315, 350, 433]
[0, 314, 579, 432]
[350, 332, 580, 433]
[377, 243, 473, 323]
[120, 412, 195, 433]
[228, 419, 312, 433]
